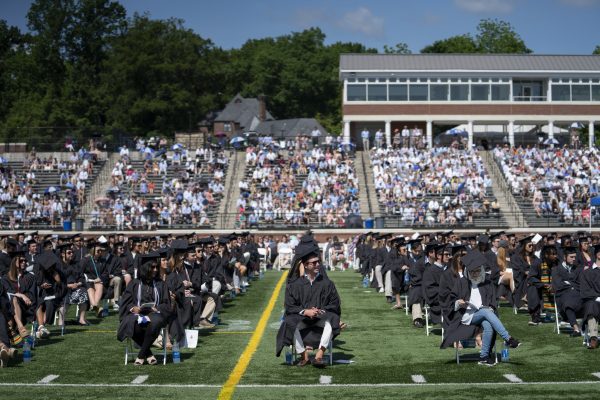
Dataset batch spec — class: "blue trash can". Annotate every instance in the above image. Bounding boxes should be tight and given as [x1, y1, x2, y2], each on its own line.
[63, 220, 72, 231]
[364, 218, 374, 229]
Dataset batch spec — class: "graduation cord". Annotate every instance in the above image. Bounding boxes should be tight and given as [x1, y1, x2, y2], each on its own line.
[90, 257, 100, 279]
[136, 282, 160, 308]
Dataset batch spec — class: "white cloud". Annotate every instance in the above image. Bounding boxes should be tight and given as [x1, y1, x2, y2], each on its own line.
[558, 0, 600, 7]
[454, 0, 515, 13]
[337, 7, 384, 37]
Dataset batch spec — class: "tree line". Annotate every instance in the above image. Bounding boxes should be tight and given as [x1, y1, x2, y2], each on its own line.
[1, 0, 598, 148]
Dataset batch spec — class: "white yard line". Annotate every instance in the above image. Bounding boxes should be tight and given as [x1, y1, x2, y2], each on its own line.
[503, 374, 523, 383]
[37, 375, 59, 384]
[131, 375, 149, 384]
[411, 375, 426, 383]
[2, 381, 600, 389]
[319, 375, 332, 384]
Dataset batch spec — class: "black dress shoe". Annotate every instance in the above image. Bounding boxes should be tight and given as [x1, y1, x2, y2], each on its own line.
[78, 321, 90, 326]
[570, 330, 582, 337]
[312, 358, 326, 368]
[413, 318, 424, 328]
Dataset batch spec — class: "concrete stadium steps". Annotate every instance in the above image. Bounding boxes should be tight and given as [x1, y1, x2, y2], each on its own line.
[513, 194, 590, 229]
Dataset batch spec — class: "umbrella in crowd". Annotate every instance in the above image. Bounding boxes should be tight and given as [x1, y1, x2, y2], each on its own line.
[94, 196, 111, 208]
[543, 137, 560, 145]
[445, 127, 468, 136]
[172, 143, 185, 150]
[214, 131, 227, 137]
[230, 136, 246, 145]
[571, 122, 585, 129]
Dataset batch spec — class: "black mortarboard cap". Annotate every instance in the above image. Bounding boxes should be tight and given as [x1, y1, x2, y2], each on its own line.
[38, 251, 59, 271]
[57, 243, 72, 252]
[489, 232, 502, 241]
[6, 237, 19, 248]
[477, 234, 490, 244]
[294, 240, 320, 261]
[425, 241, 439, 253]
[157, 248, 170, 258]
[170, 239, 188, 252]
[8, 249, 26, 257]
[518, 235, 535, 245]
[563, 246, 578, 255]
[593, 246, 600, 257]
[141, 251, 160, 264]
[462, 250, 488, 273]
[218, 237, 230, 245]
[450, 244, 467, 256]
[26, 239, 37, 246]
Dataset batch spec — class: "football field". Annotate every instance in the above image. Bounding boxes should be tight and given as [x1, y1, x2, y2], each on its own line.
[1, 270, 599, 400]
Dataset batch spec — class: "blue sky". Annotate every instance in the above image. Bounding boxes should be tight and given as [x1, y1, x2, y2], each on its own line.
[2, 0, 599, 53]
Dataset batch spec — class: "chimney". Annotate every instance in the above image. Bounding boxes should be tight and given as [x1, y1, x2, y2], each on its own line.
[258, 95, 266, 122]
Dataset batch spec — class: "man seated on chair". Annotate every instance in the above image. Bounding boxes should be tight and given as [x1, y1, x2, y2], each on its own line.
[422, 243, 450, 326]
[276, 240, 341, 368]
[441, 250, 521, 366]
[580, 245, 600, 349]
[552, 246, 584, 337]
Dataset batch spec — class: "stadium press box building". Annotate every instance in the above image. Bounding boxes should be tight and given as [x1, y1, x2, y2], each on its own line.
[339, 54, 600, 148]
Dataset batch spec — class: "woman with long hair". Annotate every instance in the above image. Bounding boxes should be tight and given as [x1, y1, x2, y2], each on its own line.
[510, 235, 541, 309]
[1, 252, 36, 339]
[58, 244, 89, 326]
[118, 257, 175, 365]
[497, 244, 515, 293]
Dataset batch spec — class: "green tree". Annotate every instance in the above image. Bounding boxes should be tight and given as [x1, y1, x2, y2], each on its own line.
[593, 45, 600, 55]
[383, 42, 412, 54]
[475, 18, 531, 53]
[420, 34, 478, 53]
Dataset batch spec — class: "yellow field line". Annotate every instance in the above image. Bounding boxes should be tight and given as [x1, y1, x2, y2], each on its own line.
[218, 271, 288, 400]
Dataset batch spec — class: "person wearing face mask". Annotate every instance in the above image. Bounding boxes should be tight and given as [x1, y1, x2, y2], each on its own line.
[441, 250, 521, 367]
[552, 246, 584, 337]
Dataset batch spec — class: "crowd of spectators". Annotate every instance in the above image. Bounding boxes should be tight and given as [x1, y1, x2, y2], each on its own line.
[370, 147, 494, 226]
[92, 146, 227, 230]
[494, 145, 599, 224]
[0, 147, 101, 229]
[236, 141, 360, 228]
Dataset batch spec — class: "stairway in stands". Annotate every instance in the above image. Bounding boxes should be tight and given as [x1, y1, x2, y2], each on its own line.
[218, 150, 245, 229]
[355, 151, 377, 218]
[481, 150, 526, 229]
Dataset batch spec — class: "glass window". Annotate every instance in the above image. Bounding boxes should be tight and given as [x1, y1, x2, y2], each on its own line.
[551, 78, 559, 83]
[430, 85, 449, 101]
[389, 78, 397, 82]
[582, 79, 589, 83]
[491, 85, 509, 100]
[471, 84, 490, 101]
[368, 84, 387, 101]
[593, 85, 600, 101]
[347, 78, 356, 83]
[451, 78, 459, 82]
[357, 78, 365, 82]
[592, 79, 599, 83]
[389, 84, 408, 101]
[491, 78, 499, 83]
[409, 84, 428, 101]
[450, 84, 469, 100]
[552, 85, 571, 101]
[347, 85, 367, 101]
[572, 85, 590, 101]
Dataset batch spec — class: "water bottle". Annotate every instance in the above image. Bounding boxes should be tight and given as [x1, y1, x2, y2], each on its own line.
[501, 342, 509, 362]
[229, 290, 236, 299]
[172, 341, 181, 364]
[102, 301, 109, 317]
[285, 347, 293, 365]
[211, 311, 219, 325]
[23, 337, 32, 363]
[259, 270, 264, 279]
[404, 272, 410, 285]
[362, 275, 369, 288]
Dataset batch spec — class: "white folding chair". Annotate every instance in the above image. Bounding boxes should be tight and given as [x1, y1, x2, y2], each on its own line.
[124, 327, 169, 365]
[257, 247, 268, 272]
[455, 339, 497, 365]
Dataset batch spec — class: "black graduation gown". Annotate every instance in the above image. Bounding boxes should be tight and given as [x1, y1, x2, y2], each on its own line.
[0, 251, 11, 277]
[117, 279, 174, 342]
[422, 263, 445, 324]
[511, 252, 540, 308]
[440, 277, 496, 348]
[125, 251, 142, 279]
[166, 269, 202, 329]
[439, 268, 461, 332]
[35, 265, 67, 325]
[58, 259, 86, 301]
[80, 256, 109, 288]
[552, 263, 583, 317]
[275, 274, 341, 357]
[580, 266, 600, 323]
[407, 259, 428, 307]
[1, 272, 37, 322]
[526, 261, 553, 319]
[0, 282, 11, 346]
[382, 250, 406, 293]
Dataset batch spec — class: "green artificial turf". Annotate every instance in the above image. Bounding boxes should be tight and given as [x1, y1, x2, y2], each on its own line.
[1, 270, 599, 400]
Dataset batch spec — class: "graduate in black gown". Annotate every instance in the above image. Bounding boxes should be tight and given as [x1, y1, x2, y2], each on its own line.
[580, 245, 600, 349]
[276, 239, 341, 368]
[117, 257, 175, 365]
[57, 244, 89, 326]
[1, 251, 36, 340]
[526, 245, 557, 326]
[408, 242, 437, 328]
[439, 245, 467, 335]
[441, 250, 521, 366]
[34, 251, 66, 339]
[552, 246, 584, 336]
[510, 235, 540, 309]
[422, 244, 450, 325]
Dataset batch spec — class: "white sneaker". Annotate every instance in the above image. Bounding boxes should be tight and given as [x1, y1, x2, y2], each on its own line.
[378, 288, 384, 293]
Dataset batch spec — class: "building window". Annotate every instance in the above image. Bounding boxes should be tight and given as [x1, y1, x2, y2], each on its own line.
[430, 85, 449, 101]
[593, 85, 600, 101]
[491, 85, 510, 101]
[368, 84, 387, 101]
[450, 84, 469, 101]
[552, 85, 571, 101]
[389, 84, 408, 100]
[409, 84, 428, 101]
[572, 85, 590, 101]
[347, 85, 367, 101]
[471, 84, 490, 101]
[223, 123, 232, 132]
